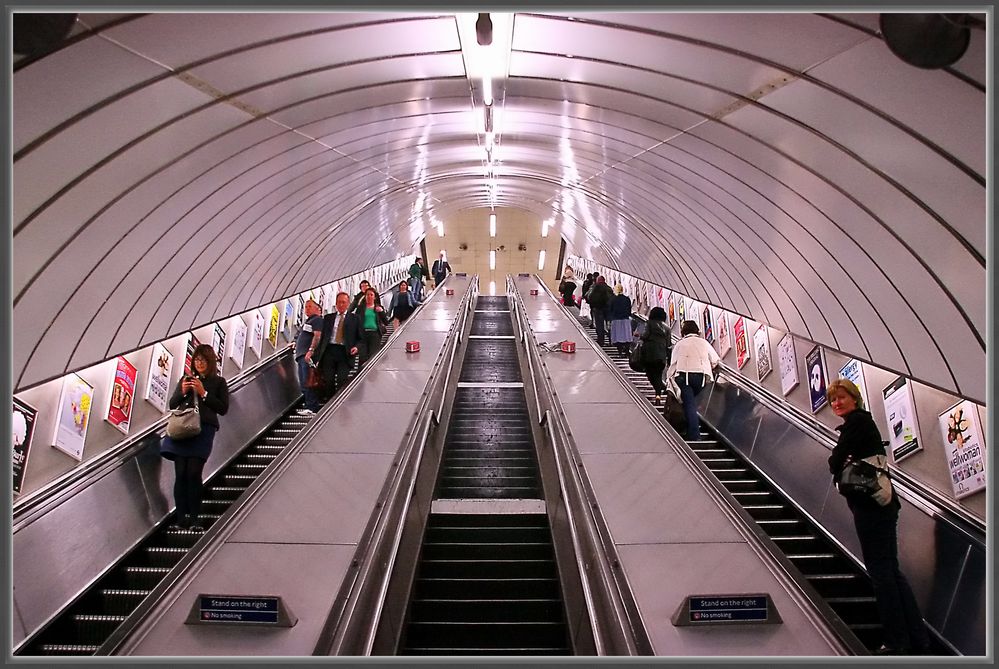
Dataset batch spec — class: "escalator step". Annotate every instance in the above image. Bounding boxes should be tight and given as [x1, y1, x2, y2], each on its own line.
[405, 621, 567, 648]
[38, 644, 99, 655]
[419, 559, 557, 579]
[409, 598, 564, 622]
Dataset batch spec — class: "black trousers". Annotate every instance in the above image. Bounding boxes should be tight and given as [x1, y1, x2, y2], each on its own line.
[359, 330, 382, 365]
[592, 308, 608, 344]
[173, 456, 206, 525]
[852, 502, 930, 651]
[645, 361, 666, 395]
[319, 346, 353, 398]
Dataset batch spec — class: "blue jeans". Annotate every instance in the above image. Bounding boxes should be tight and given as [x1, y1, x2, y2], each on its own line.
[411, 279, 423, 302]
[592, 308, 608, 345]
[297, 358, 320, 411]
[675, 372, 705, 440]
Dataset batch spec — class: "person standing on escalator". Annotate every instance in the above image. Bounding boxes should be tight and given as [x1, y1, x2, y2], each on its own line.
[665, 320, 719, 441]
[640, 307, 672, 404]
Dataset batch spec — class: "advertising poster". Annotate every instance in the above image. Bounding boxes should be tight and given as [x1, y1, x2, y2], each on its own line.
[805, 345, 828, 413]
[667, 294, 676, 324]
[283, 300, 295, 341]
[105, 356, 138, 434]
[754, 324, 772, 380]
[184, 334, 201, 376]
[716, 311, 731, 358]
[838, 358, 869, 410]
[882, 377, 922, 462]
[734, 317, 749, 369]
[296, 295, 305, 329]
[938, 401, 987, 499]
[13, 397, 37, 495]
[250, 309, 265, 356]
[229, 316, 248, 369]
[144, 342, 173, 413]
[702, 305, 714, 344]
[678, 297, 685, 323]
[212, 323, 226, 368]
[53, 373, 94, 461]
[777, 334, 798, 396]
[268, 305, 280, 348]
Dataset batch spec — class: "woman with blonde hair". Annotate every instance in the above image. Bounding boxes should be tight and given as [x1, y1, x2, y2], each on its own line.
[607, 284, 633, 356]
[827, 378, 929, 655]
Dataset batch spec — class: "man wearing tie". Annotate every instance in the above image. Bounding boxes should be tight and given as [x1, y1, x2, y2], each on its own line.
[313, 292, 362, 400]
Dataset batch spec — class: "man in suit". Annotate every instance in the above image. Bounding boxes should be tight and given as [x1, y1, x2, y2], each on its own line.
[313, 292, 362, 400]
[431, 252, 451, 287]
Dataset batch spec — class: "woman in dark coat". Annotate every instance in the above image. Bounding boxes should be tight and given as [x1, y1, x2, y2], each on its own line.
[608, 284, 633, 356]
[559, 276, 577, 308]
[827, 378, 929, 655]
[640, 307, 672, 404]
[160, 344, 229, 531]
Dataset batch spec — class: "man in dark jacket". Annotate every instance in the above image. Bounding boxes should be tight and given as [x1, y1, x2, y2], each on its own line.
[586, 276, 615, 346]
[313, 292, 362, 399]
[351, 279, 381, 311]
[431, 252, 452, 286]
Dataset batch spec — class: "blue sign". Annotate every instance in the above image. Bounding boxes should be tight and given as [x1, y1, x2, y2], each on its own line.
[689, 595, 769, 623]
[199, 596, 280, 624]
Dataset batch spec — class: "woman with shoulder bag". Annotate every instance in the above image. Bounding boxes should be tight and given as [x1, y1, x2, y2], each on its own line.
[665, 320, 720, 441]
[640, 307, 672, 404]
[827, 378, 930, 655]
[160, 344, 229, 531]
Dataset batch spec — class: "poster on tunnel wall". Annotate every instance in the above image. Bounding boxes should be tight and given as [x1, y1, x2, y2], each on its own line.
[184, 334, 201, 376]
[667, 294, 676, 324]
[716, 310, 731, 358]
[229, 316, 247, 369]
[267, 305, 280, 349]
[52, 373, 93, 461]
[144, 342, 173, 413]
[734, 317, 749, 369]
[677, 297, 685, 324]
[13, 397, 37, 495]
[805, 345, 828, 413]
[105, 356, 137, 435]
[283, 300, 295, 342]
[938, 400, 986, 499]
[777, 333, 798, 396]
[250, 309, 265, 357]
[882, 376, 922, 462]
[212, 323, 226, 369]
[837, 358, 869, 411]
[754, 324, 772, 381]
[702, 305, 714, 344]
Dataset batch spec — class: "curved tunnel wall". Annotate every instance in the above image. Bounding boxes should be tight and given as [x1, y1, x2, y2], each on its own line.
[12, 12, 987, 408]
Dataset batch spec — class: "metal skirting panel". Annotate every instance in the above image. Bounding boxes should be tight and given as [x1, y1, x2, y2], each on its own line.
[699, 377, 986, 656]
[12, 355, 301, 648]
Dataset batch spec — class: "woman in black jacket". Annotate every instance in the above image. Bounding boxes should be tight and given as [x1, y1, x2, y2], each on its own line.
[640, 307, 672, 404]
[827, 378, 929, 655]
[608, 285, 633, 356]
[160, 344, 229, 531]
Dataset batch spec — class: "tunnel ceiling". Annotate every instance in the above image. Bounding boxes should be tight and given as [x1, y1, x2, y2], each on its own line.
[11, 11, 987, 402]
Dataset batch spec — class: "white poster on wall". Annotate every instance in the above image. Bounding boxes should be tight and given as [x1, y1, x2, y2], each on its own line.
[229, 316, 248, 369]
[882, 376, 922, 462]
[53, 373, 94, 461]
[754, 324, 772, 380]
[144, 342, 173, 413]
[938, 400, 986, 499]
[838, 358, 870, 410]
[716, 310, 731, 358]
[250, 309, 265, 356]
[777, 333, 798, 396]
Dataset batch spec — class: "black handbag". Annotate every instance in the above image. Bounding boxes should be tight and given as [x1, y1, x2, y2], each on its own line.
[628, 341, 646, 372]
[663, 392, 687, 432]
[836, 455, 892, 505]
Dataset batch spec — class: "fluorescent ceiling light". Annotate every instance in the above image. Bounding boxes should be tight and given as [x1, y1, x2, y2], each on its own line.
[538, 249, 546, 270]
[489, 249, 496, 270]
[489, 213, 496, 237]
[541, 219, 550, 237]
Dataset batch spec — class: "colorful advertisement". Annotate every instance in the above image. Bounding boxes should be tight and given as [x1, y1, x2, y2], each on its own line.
[13, 397, 37, 495]
[106, 356, 138, 434]
[144, 342, 173, 413]
[777, 334, 798, 396]
[184, 334, 201, 376]
[702, 305, 714, 344]
[805, 345, 828, 413]
[250, 309, 265, 356]
[667, 294, 676, 324]
[296, 295, 305, 330]
[938, 400, 986, 499]
[734, 317, 749, 369]
[53, 373, 94, 461]
[838, 358, 869, 410]
[716, 311, 730, 357]
[883, 377, 922, 462]
[678, 297, 685, 323]
[212, 323, 226, 369]
[283, 300, 295, 341]
[229, 316, 248, 369]
[268, 305, 280, 348]
[754, 324, 772, 380]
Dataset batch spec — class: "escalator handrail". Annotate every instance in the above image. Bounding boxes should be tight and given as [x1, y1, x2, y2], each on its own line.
[311, 275, 478, 656]
[527, 275, 864, 656]
[509, 279, 653, 656]
[102, 277, 474, 656]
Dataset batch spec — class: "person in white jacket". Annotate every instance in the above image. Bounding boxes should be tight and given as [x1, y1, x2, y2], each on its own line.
[666, 320, 721, 440]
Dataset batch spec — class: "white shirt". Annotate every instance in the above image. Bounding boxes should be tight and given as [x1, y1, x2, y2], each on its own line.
[666, 334, 721, 378]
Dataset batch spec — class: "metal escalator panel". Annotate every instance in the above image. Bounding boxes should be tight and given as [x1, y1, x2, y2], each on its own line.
[19, 325, 401, 656]
[400, 295, 570, 655]
[575, 318, 894, 654]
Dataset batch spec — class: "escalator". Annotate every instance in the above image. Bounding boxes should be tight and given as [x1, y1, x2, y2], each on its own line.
[18, 324, 396, 656]
[578, 316, 949, 655]
[399, 296, 571, 656]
